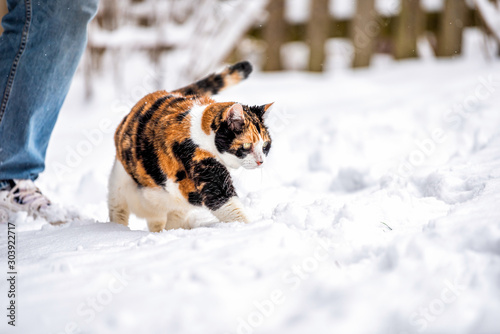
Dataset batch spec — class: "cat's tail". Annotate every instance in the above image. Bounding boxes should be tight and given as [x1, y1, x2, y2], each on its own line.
[173, 61, 253, 98]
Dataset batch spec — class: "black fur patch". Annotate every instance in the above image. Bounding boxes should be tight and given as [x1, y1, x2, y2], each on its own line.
[135, 96, 169, 187]
[146, 96, 170, 116]
[176, 110, 190, 122]
[137, 138, 166, 187]
[229, 61, 253, 79]
[263, 141, 271, 155]
[249, 105, 266, 120]
[193, 158, 236, 211]
[188, 192, 203, 206]
[121, 134, 136, 177]
[232, 146, 249, 159]
[214, 121, 237, 154]
[197, 74, 224, 95]
[167, 97, 186, 108]
[254, 121, 261, 133]
[119, 104, 146, 187]
[175, 170, 186, 181]
[172, 139, 197, 171]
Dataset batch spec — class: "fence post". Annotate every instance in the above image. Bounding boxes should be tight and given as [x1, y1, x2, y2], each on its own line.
[263, 0, 286, 71]
[436, 0, 466, 57]
[352, 0, 376, 68]
[394, 0, 421, 59]
[95, 0, 119, 31]
[0, 0, 8, 35]
[308, 0, 330, 72]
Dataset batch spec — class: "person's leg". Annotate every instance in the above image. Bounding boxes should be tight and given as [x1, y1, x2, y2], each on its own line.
[0, 0, 99, 182]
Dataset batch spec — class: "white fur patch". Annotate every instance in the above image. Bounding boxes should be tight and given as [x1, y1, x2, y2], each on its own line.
[190, 104, 217, 155]
[108, 159, 190, 224]
[190, 103, 241, 169]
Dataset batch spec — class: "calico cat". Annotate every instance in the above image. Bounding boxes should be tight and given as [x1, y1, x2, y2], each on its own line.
[108, 61, 273, 232]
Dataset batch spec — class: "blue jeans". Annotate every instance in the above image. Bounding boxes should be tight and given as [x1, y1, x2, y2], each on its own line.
[0, 0, 99, 187]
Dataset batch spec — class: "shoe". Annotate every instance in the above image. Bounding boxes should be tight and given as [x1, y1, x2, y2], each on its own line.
[0, 179, 65, 225]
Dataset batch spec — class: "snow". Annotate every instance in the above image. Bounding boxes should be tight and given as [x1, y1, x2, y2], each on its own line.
[285, 0, 451, 21]
[1, 30, 500, 334]
[475, 0, 500, 43]
[420, 0, 444, 12]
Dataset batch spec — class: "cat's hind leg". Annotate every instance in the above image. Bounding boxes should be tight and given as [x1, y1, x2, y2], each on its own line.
[108, 159, 131, 226]
[109, 201, 130, 226]
[147, 217, 167, 232]
[165, 211, 190, 230]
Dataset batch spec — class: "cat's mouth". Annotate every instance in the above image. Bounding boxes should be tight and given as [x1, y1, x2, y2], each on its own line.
[244, 162, 264, 170]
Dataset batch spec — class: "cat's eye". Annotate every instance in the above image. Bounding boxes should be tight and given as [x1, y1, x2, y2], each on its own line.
[263, 141, 270, 148]
[242, 143, 252, 150]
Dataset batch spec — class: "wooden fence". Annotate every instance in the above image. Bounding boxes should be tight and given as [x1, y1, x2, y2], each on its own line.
[1, 0, 495, 75]
[252, 0, 483, 71]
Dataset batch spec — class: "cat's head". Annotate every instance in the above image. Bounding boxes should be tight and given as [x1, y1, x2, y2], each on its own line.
[214, 103, 273, 170]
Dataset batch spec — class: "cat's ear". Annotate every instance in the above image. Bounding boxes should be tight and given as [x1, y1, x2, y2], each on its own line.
[256, 102, 274, 119]
[224, 103, 245, 132]
[263, 102, 274, 115]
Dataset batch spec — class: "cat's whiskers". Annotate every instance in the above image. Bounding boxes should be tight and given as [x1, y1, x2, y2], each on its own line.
[260, 167, 263, 187]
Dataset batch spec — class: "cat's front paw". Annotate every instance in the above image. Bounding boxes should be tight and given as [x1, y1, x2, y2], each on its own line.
[237, 212, 250, 224]
[213, 197, 249, 224]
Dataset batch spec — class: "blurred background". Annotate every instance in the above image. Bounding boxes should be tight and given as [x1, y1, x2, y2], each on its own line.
[81, 0, 497, 90]
[82, 0, 499, 98]
[2, 0, 497, 99]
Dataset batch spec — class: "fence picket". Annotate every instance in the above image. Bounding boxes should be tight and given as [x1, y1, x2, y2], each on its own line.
[263, 0, 287, 71]
[352, 0, 377, 68]
[436, 0, 466, 57]
[308, 0, 330, 71]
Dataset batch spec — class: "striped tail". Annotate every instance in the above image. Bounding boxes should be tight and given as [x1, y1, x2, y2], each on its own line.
[173, 61, 253, 98]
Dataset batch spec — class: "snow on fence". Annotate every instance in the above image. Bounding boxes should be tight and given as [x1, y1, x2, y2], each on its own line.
[83, 0, 268, 98]
[80, 0, 497, 89]
[475, 0, 500, 45]
[250, 0, 492, 71]
[2, 0, 494, 96]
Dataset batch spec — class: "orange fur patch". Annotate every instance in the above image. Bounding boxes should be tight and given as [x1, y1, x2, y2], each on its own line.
[202, 102, 233, 135]
[178, 178, 197, 199]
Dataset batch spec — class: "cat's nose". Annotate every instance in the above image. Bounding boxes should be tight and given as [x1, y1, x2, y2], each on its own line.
[256, 160, 263, 166]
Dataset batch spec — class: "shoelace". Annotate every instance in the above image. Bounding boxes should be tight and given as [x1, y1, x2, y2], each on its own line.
[7, 182, 51, 211]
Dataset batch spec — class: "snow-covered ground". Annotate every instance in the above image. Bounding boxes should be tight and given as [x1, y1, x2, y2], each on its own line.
[2, 30, 500, 334]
